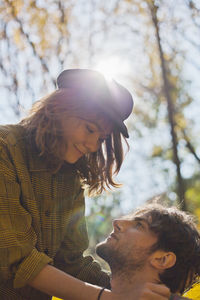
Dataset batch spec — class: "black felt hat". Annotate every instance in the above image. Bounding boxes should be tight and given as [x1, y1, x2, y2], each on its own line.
[57, 69, 134, 138]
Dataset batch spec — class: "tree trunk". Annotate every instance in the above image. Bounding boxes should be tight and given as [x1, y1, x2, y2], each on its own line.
[149, 2, 186, 210]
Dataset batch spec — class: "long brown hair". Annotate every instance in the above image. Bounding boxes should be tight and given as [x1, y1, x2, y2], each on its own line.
[20, 89, 129, 195]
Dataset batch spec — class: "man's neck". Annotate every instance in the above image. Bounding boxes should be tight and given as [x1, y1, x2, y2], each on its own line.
[110, 269, 160, 295]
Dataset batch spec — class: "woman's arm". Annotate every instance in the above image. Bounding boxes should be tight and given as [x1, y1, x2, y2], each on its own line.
[29, 264, 171, 300]
[54, 186, 110, 288]
[29, 264, 107, 300]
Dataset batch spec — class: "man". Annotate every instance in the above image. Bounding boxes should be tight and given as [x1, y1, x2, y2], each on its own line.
[96, 204, 200, 299]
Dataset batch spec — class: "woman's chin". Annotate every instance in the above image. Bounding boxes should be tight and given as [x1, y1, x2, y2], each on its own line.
[64, 155, 82, 164]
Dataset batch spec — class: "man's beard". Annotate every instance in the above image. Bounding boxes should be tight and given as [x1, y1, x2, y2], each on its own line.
[96, 240, 150, 278]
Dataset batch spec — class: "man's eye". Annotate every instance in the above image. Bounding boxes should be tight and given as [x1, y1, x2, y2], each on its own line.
[86, 125, 94, 133]
[135, 221, 143, 228]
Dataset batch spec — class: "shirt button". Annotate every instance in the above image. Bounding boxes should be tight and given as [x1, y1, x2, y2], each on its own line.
[45, 210, 50, 217]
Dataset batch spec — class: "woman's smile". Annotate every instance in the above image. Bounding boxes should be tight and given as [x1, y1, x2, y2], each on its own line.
[74, 144, 85, 156]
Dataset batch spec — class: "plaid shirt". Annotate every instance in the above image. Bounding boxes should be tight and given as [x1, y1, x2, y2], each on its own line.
[0, 125, 109, 300]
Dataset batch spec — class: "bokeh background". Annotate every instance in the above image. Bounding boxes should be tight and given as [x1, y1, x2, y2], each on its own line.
[1, 0, 200, 262]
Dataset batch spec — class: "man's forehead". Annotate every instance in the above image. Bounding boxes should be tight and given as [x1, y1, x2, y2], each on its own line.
[122, 211, 152, 225]
[119, 212, 158, 239]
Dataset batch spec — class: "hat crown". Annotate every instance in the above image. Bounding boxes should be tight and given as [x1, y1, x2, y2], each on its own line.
[56, 69, 133, 137]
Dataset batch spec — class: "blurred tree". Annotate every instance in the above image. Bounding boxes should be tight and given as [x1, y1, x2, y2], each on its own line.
[1, 0, 79, 116]
[85, 191, 121, 271]
[1, 0, 200, 221]
[148, 0, 200, 211]
[148, 1, 186, 209]
[117, 0, 200, 210]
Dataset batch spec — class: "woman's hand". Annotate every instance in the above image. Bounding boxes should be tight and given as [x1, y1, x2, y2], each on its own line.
[102, 282, 171, 300]
[133, 282, 171, 300]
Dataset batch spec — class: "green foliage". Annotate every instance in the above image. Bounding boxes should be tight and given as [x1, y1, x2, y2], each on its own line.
[85, 191, 121, 270]
[186, 178, 200, 211]
[86, 191, 121, 248]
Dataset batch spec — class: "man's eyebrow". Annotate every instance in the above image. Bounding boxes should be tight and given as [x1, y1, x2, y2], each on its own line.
[133, 217, 150, 228]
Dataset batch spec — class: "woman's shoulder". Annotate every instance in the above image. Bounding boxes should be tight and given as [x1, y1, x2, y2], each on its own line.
[0, 124, 26, 147]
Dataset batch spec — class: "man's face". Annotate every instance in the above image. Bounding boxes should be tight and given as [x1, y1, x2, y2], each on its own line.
[96, 214, 158, 274]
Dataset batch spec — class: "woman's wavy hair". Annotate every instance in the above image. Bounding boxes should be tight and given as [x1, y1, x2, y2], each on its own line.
[134, 204, 200, 294]
[20, 89, 129, 195]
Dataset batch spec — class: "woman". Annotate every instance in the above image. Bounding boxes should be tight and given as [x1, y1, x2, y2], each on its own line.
[0, 69, 170, 299]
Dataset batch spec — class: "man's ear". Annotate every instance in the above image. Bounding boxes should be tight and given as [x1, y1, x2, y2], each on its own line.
[149, 250, 176, 270]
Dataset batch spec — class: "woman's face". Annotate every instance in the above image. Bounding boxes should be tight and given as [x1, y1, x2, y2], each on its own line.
[61, 116, 113, 163]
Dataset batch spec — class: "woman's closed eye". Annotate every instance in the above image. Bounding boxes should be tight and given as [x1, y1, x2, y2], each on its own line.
[86, 125, 94, 134]
[86, 125, 108, 143]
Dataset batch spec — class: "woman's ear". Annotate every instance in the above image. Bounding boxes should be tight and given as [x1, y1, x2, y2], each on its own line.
[150, 250, 176, 270]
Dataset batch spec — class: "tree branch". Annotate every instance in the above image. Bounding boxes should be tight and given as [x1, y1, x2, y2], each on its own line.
[5, 0, 56, 85]
[182, 130, 200, 164]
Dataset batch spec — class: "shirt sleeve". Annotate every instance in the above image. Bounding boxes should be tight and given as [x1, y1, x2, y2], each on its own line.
[53, 187, 110, 288]
[0, 142, 52, 288]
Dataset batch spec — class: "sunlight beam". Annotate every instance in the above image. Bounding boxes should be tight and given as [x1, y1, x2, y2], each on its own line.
[94, 56, 130, 80]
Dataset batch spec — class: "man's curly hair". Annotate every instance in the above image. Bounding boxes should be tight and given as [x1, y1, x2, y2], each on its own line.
[134, 204, 200, 294]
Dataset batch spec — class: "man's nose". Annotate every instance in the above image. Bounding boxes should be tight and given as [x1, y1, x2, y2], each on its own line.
[113, 219, 130, 232]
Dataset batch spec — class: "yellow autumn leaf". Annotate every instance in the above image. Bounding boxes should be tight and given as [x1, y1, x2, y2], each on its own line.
[13, 27, 25, 49]
[151, 145, 163, 157]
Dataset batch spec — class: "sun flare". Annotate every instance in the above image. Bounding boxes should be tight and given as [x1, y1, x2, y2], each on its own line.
[94, 56, 130, 80]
